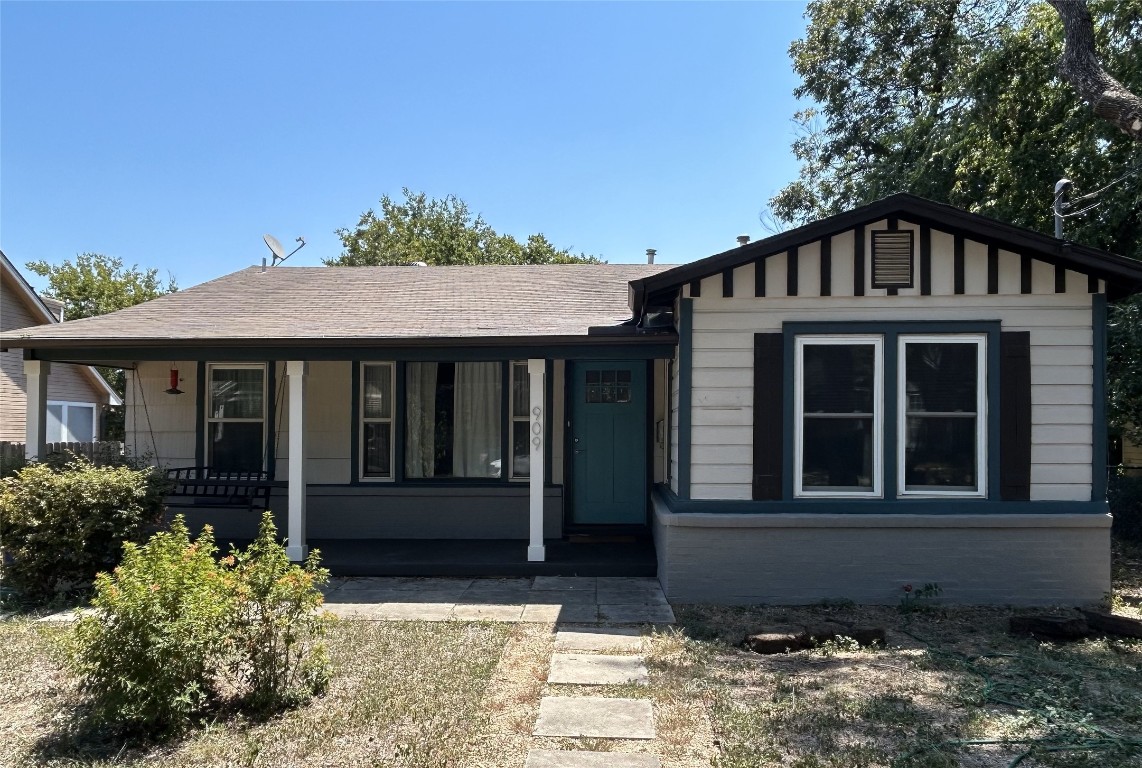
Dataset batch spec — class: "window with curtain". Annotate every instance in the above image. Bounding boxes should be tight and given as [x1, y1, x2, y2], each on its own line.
[405, 362, 502, 479]
[207, 364, 265, 472]
[361, 362, 394, 479]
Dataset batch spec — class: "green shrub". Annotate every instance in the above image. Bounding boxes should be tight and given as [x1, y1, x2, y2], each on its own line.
[1109, 471, 1142, 541]
[69, 513, 333, 736]
[226, 512, 333, 712]
[71, 517, 231, 735]
[0, 457, 168, 601]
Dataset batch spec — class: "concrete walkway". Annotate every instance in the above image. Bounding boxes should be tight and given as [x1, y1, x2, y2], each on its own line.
[321, 576, 675, 624]
[528, 626, 662, 766]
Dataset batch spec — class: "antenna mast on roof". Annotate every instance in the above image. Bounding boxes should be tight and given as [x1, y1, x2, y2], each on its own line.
[262, 234, 306, 269]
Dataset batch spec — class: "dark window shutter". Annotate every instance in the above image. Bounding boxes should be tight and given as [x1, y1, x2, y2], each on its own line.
[753, 333, 784, 500]
[1000, 331, 1031, 500]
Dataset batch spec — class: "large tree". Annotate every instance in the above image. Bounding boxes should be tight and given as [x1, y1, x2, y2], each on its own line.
[26, 253, 177, 437]
[327, 188, 600, 266]
[26, 252, 177, 322]
[771, 0, 1140, 260]
[773, 0, 1142, 444]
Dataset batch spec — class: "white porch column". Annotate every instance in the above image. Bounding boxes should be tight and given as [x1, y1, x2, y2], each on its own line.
[24, 360, 50, 460]
[527, 359, 546, 562]
[286, 361, 308, 562]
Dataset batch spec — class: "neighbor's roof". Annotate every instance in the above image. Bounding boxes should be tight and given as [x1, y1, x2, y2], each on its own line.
[0, 264, 675, 348]
[0, 250, 122, 403]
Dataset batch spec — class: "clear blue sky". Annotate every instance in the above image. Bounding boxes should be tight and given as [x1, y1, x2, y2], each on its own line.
[2, 1, 809, 290]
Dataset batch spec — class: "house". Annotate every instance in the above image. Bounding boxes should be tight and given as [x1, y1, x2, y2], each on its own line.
[0, 251, 120, 443]
[3, 194, 1141, 605]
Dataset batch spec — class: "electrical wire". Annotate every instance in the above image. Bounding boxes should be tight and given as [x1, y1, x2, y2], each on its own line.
[1071, 161, 1142, 203]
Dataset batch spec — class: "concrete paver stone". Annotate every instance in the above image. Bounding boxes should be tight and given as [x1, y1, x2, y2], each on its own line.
[451, 604, 524, 621]
[524, 750, 661, 768]
[554, 627, 645, 652]
[532, 576, 597, 591]
[598, 604, 676, 624]
[548, 653, 648, 685]
[533, 696, 655, 739]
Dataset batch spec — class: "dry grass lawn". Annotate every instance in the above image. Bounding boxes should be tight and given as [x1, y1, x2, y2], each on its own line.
[1, 541, 1140, 767]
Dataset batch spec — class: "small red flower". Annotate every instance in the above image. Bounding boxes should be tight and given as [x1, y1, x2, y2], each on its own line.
[903, 584, 913, 593]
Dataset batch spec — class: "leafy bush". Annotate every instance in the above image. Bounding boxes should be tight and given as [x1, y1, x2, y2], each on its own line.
[69, 513, 333, 736]
[0, 457, 168, 601]
[1109, 471, 1142, 542]
[70, 518, 231, 735]
[226, 513, 332, 712]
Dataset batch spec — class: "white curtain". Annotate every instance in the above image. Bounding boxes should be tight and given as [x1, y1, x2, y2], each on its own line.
[453, 362, 501, 477]
[405, 363, 438, 478]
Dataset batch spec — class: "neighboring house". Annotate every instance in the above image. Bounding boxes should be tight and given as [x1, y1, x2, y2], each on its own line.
[0, 251, 120, 442]
[3, 195, 1141, 605]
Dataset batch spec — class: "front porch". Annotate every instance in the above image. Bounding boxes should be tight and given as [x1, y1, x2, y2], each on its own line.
[311, 536, 657, 577]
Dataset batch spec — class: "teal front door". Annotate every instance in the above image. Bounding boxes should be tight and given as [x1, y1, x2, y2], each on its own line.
[570, 360, 647, 525]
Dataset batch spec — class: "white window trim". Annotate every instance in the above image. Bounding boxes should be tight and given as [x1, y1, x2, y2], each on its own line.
[509, 360, 530, 481]
[359, 361, 395, 482]
[205, 363, 267, 470]
[897, 334, 987, 498]
[47, 400, 97, 443]
[794, 335, 884, 498]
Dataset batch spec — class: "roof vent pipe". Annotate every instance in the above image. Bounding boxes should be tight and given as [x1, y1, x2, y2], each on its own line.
[737, 235, 750, 246]
[646, 248, 656, 265]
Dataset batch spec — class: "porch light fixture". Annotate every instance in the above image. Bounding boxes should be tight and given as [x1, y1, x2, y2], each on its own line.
[166, 367, 184, 395]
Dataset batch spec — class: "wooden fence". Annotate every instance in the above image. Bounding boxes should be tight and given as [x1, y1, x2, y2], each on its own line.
[0, 441, 126, 466]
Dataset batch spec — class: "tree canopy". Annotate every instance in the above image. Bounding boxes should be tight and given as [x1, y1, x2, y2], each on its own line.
[770, 0, 1141, 261]
[327, 189, 600, 267]
[26, 252, 177, 322]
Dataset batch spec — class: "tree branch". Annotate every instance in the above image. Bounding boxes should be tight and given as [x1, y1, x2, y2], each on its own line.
[1047, 0, 1142, 142]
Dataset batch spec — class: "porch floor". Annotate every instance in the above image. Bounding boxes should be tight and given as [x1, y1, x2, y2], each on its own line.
[301, 537, 657, 578]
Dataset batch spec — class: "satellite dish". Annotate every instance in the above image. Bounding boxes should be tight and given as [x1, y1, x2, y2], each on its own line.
[263, 234, 287, 263]
[263, 233, 306, 266]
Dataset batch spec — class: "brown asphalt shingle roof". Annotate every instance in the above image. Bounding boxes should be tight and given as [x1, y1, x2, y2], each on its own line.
[0, 264, 675, 347]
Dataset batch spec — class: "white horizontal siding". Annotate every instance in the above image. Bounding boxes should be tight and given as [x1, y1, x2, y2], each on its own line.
[685, 292, 1095, 502]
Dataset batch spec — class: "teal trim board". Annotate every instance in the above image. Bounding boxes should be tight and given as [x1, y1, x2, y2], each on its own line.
[677, 298, 693, 499]
[1093, 293, 1107, 501]
[655, 485, 1109, 516]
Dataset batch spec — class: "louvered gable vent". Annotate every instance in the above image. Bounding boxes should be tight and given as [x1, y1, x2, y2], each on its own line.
[871, 230, 914, 289]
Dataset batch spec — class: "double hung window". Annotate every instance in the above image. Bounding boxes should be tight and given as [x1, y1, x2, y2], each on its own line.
[207, 364, 266, 472]
[794, 333, 986, 498]
[361, 362, 394, 479]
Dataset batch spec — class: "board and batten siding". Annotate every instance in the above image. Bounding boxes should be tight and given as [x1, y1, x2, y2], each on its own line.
[125, 362, 199, 466]
[671, 220, 1098, 503]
